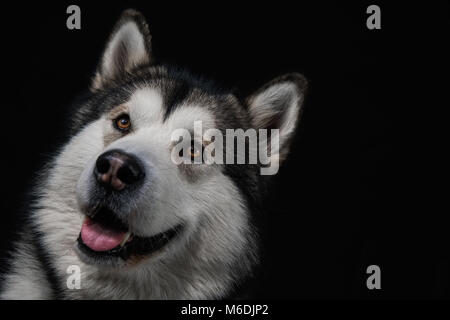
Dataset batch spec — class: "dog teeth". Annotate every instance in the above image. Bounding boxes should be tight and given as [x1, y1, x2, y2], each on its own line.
[120, 232, 133, 247]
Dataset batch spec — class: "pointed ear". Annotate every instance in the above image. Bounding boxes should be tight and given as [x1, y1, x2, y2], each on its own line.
[246, 73, 307, 162]
[91, 9, 152, 91]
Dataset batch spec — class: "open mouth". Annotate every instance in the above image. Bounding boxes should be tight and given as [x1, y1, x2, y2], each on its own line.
[77, 206, 183, 263]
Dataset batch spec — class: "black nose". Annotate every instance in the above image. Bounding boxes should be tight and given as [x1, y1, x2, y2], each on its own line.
[94, 149, 144, 190]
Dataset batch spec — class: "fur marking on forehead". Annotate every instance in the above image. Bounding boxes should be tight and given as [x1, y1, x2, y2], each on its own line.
[127, 87, 164, 124]
[165, 105, 216, 131]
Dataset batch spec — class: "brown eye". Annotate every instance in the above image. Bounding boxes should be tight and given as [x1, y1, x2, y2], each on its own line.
[189, 145, 201, 158]
[178, 140, 204, 162]
[189, 140, 203, 159]
[115, 114, 131, 132]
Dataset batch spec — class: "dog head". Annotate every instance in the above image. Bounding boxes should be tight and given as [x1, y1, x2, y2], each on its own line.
[73, 10, 307, 277]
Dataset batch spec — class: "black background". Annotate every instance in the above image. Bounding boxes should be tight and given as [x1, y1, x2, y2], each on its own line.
[0, 1, 448, 299]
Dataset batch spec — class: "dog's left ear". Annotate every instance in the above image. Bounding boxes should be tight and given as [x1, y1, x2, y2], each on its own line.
[91, 9, 152, 91]
[247, 73, 307, 162]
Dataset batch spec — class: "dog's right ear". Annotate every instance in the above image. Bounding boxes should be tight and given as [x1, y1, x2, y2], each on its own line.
[91, 9, 152, 91]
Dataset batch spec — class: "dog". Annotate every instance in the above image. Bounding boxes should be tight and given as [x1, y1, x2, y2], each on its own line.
[0, 9, 307, 299]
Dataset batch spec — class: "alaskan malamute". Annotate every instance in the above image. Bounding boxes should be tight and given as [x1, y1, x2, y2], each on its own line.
[0, 9, 307, 299]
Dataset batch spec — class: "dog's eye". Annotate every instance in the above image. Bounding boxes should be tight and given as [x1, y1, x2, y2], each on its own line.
[114, 114, 131, 132]
[178, 140, 204, 163]
[189, 143, 202, 158]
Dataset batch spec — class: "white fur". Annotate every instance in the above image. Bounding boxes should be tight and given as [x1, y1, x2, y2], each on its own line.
[103, 22, 148, 77]
[249, 82, 302, 146]
[92, 20, 150, 90]
[1, 236, 53, 299]
[2, 88, 256, 299]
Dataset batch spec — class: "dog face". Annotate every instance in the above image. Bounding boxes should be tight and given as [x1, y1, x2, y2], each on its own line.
[73, 10, 306, 271]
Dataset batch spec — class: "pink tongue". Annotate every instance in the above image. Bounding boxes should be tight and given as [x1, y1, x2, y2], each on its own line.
[81, 217, 127, 252]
